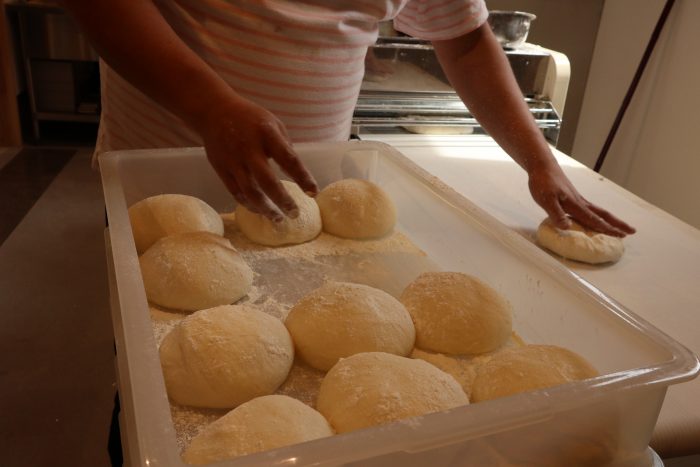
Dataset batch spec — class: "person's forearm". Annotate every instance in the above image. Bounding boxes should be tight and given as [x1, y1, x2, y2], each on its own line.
[432, 24, 557, 175]
[432, 24, 635, 237]
[59, 0, 234, 133]
[61, 0, 318, 220]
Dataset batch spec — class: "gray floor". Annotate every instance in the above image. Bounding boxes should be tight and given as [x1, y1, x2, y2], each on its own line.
[0, 148, 115, 467]
[0, 147, 20, 170]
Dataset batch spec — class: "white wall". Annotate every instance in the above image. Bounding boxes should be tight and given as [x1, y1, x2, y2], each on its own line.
[573, 0, 700, 229]
[487, 0, 604, 154]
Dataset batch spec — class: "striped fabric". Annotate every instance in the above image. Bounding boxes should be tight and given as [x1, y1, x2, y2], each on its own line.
[95, 0, 488, 155]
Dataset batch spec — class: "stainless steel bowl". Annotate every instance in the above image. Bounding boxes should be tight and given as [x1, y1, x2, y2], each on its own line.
[487, 10, 537, 49]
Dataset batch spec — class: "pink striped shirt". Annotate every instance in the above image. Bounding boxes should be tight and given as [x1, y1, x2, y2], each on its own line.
[95, 0, 488, 155]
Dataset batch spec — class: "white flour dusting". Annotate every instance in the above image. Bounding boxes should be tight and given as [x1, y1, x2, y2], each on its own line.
[152, 214, 439, 453]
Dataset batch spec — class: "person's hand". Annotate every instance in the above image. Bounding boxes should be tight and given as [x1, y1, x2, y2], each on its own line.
[199, 95, 318, 222]
[528, 163, 636, 237]
[364, 49, 395, 82]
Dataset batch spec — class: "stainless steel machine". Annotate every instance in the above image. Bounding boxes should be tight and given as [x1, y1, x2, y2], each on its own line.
[353, 26, 570, 144]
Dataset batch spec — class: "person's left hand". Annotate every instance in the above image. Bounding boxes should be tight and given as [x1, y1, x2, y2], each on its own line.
[528, 164, 636, 237]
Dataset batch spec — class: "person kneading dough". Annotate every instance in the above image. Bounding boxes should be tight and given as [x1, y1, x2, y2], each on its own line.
[470, 344, 599, 402]
[139, 231, 253, 311]
[285, 282, 415, 371]
[128, 194, 224, 254]
[235, 180, 321, 246]
[536, 217, 625, 264]
[182, 395, 333, 464]
[159, 305, 294, 409]
[400, 272, 512, 355]
[317, 352, 467, 433]
[315, 179, 397, 239]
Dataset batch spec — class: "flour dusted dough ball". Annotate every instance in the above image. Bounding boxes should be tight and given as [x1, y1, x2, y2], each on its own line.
[400, 272, 512, 355]
[160, 305, 294, 409]
[235, 180, 321, 246]
[471, 344, 599, 402]
[316, 179, 397, 239]
[285, 282, 415, 371]
[139, 232, 253, 311]
[317, 352, 468, 433]
[128, 194, 224, 254]
[182, 395, 333, 464]
[141, 232, 251, 310]
[536, 218, 624, 264]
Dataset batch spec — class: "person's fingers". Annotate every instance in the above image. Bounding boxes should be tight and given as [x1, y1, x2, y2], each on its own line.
[220, 173, 248, 208]
[563, 197, 626, 237]
[207, 154, 251, 209]
[248, 155, 300, 218]
[586, 203, 636, 235]
[265, 130, 318, 196]
[230, 163, 284, 222]
[543, 195, 571, 230]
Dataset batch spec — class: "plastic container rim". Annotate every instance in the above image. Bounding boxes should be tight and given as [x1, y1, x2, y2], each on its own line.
[98, 142, 700, 467]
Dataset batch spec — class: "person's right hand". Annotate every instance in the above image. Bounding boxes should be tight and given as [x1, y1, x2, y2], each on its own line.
[199, 94, 318, 222]
[528, 162, 636, 237]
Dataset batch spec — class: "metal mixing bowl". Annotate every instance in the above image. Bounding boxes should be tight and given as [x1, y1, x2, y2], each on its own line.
[487, 10, 537, 49]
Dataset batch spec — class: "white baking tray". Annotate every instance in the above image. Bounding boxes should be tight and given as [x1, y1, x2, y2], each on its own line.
[100, 141, 698, 467]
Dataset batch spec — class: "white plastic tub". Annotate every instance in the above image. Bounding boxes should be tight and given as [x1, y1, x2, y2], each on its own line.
[100, 141, 698, 467]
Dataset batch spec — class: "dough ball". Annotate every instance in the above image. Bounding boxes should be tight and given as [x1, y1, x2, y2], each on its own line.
[159, 305, 294, 408]
[128, 194, 223, 254]
[285, 282, 415, 371]
[317, 352, 468, 433]
[182, 395, 333, 464]
[536, 218, 624, 264]
[471, 344, 599, 402]
[235, 180, 321, 246]
[400, 272, 512, 355]
[139, 232, 253, 311]
[316, 179, 396, 239]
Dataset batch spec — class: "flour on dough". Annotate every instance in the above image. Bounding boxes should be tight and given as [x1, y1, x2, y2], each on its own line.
[235, 180, 321, 246]
[182, 395, 332, 464]
[536, 218, 624, 264]
[285, 281, 415, 371]
[317, 352, 468, 433]
[128, 194, 223, 254]
[160, 305, 294, 409]
[400, 272, 512, 355]
[471, 344, 599, 402]
[316, 179, 396, 239]
[139, 231, 252, 311]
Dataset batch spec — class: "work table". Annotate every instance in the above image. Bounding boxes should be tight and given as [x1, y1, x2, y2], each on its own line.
[362, 133, 700, 459]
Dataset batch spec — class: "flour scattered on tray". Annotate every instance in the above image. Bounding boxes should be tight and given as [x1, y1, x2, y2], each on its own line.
[150, 216, 439, 454]
[223, 212, 424, 261]
[170, 404, 225, 452]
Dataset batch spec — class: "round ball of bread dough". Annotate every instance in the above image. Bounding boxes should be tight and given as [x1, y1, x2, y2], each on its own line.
[316, 179, 397, 239]
[235, 180, 321, 246]
[536, 218, 624, 264]
[139, 232, 253, 311]
[471, 344, 599, 402]
[182, 395, 333, 464]
[285, 282, 415, 371]
[159, 305, 294, 409]
[400, 272, 512, 355]
[128, 194, 224, 254]
[317, 352, 468, 433]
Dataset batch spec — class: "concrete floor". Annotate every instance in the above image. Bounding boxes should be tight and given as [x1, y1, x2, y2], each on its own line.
[0, 147, 115, 467]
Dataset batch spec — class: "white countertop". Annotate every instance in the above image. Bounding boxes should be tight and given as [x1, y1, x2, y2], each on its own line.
[362, 133, 700, 458]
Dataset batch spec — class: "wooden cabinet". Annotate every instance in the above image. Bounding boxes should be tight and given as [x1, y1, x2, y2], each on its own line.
[5, 1, 100, 143]
[1, 3, 22, 146]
